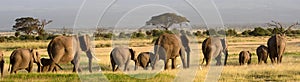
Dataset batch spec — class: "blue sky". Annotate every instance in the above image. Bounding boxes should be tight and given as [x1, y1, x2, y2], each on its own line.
[0, 0, 300, 30]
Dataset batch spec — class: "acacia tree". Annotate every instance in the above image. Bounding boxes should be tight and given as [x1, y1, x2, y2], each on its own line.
[267, 20, 299, 35]
[12, 17, 52, 35]
[146, 13, 189, 30]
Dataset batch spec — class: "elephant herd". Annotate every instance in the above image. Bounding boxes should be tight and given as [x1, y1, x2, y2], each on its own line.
[110, 30, 290, 71]
[0, 24, 293, 76]
[0, 35, 96, 77]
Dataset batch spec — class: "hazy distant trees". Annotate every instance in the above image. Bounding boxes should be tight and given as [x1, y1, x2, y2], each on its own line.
[146, 13, 189, 30]
[12, 17, 52, 36]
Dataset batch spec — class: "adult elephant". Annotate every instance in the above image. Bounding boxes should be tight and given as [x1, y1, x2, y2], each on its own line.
[256, 45, 268, 64]
[267, 34, 286, 64]
[8, 49, 41, 73]
[266, 21, 299, 64]
[201, 37, 228, 66]
[153, 33, 188, 70]
[110, 47, 135, 72]
[0, 50, 4, 76]
[47, 35, 95, 72]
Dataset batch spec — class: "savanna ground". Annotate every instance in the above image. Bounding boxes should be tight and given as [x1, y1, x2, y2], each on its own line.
[0, 36, 300, 82]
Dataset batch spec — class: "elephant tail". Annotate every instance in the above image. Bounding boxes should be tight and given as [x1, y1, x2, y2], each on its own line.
[8, 50, 17, 72]
[201, 57, 205, 65]
[56, 63, 63, 70]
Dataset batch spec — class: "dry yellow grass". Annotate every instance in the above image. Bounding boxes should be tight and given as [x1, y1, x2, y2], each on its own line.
[0, 36, 300, 81]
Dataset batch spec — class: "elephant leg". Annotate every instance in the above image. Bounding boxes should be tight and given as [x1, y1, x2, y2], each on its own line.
[171, 58, 176, 69]
[187, 51, 190, 68]
[164, 59, 169, 70]
[179, 48, 187, 68]
[277, 56, 280, 64]
[86, 51, 93, 73]
[215, 53, 222, 65]
[0, 63, 3, 76]
[124, 60, 129, 71]
[71, 59, 80, 72]
[11, 63, 19, 74]
[257, 55, 261, 64]
[134, 61, 139, 70]
[88, 58, 92, 72]
[111, 58, 116, 71]
[279, 55, 283, 63]
[72, 52, 81, 72]
[145, 62, 150, 70]
[27, 62, 33, 73]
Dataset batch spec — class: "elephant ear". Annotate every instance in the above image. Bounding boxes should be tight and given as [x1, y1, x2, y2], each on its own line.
[79, 35, 91, 52]
[129, 48, 135, 60]
[30, 49, 37, 62]
[220, 38, 227, 50]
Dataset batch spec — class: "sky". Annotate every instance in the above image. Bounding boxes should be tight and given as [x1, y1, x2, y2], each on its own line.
[0, 0, 300, 30]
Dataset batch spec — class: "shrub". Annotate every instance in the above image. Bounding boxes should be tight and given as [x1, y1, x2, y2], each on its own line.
[249, 27, 271, 36]
[226, 29, 237, 36]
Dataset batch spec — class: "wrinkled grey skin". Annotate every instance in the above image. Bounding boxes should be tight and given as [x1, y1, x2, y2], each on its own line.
[41, 58, 63, 72]
[134, 52, 155, 70]
[9, 49, 41, 74]
[201, 37, 229, 66]
[110, 47, 135, 72]
[267, 34, 286, 64]
[153, 33, 188, 70]
[239, 51, 252, 65]
[256, 45, 268, 64]
[47, 35, 94, 73]
[0, 50, 4, 77]
[180, 30, 191, 68]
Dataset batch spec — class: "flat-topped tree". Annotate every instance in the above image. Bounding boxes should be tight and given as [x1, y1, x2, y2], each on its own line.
[146, 13, 189, 30]
[266, 20, 299, 64]
[12, 17, 52, 36]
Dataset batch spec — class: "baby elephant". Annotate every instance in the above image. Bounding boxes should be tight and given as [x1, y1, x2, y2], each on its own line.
[256, 45, 268, 64]
[239, 51, 252, 65]
[0, 50, 4, 77]
[134, 52, 155, 70]
[41, 58, 63, 72]
[110, 47, 135, 72]
[9, 49, 41, 74]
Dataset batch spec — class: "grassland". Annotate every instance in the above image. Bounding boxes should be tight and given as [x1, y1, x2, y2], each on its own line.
[0, 36, 300, 82]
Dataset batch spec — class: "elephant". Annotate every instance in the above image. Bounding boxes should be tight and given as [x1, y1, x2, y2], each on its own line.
[201, 37, 228, 66]
[41, 58, 63, 72]
[266, 21, 299, 64]
[0, 50, 4, 77]
[47, 35, 96, 73]
[134, 52, 155, 70]
[256, 45, 268, 64]
[267, 34, 286, 64]
[8, 49, 41, 74]
[153, 33, 188, 70]
[110, 47, 135, 72]
[239, 51, 252, 65]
